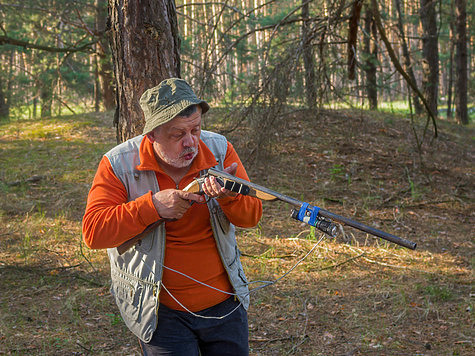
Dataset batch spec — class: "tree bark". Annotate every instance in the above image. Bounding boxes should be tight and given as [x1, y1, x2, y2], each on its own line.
[40, 85, 53, 118]
[95, 0, 115, 111]
[108, 0, 181, 142]
[371, 0, 437, 137]
[394, 0, 422, 114]
[454, 0, 468, 125]
[363, 5, 377, 110]
[302, 0, 317, 108]
[446, 1, 455, 120]
[419, 0, 439, 118]
[0, 51, 12, 119]
[347, 0, 363, 80]
[0, 87, 8, 119]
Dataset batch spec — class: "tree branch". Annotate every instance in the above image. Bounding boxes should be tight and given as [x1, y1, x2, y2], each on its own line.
[371, 0, 438, 138]
[0, 35, 96, 53]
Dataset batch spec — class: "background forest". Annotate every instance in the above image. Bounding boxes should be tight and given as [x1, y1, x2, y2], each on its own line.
[0, 0, 473, 131]
[0, 0, 474, 355]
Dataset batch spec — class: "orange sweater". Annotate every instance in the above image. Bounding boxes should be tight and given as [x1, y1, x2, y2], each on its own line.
[83, 136, 262, 311]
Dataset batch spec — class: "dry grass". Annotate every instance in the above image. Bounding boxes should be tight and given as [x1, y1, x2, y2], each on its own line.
[0, 109, 473, 355]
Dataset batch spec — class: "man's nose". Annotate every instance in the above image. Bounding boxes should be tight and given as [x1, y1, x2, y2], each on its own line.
[182, 133, 195, 147]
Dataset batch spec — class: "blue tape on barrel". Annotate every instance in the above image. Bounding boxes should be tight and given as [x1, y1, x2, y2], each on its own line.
[308, 205, 320, 226]
[298, 202, 309, 221]
[297, 203, 321, 227]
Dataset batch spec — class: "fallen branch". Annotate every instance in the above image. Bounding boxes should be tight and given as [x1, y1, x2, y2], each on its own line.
[249, 336, 294, 343]
[317, 251, 365, 271]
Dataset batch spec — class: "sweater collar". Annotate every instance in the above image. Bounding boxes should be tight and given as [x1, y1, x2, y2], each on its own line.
[136, 136, 218, 175]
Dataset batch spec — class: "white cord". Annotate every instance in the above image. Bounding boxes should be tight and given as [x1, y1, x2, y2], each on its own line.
[160, 283, 243, 320]
[162, 264, 236, 296]
[141, 235, 325, 320]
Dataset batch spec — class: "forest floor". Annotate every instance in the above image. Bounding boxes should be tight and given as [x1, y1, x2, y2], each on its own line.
[0, 108, 473, 355]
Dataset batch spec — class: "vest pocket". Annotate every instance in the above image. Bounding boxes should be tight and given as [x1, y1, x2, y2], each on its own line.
[110, 272, 144, 323]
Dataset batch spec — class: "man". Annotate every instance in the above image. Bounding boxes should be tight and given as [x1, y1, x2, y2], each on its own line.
[82, 78, 262, 355]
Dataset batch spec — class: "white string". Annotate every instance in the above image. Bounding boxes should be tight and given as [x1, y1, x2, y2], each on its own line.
[162, 264, 237, 296]
[246, 234, 325, 294]
[141, 234, 325, 320]
[160, 283, 243, 320]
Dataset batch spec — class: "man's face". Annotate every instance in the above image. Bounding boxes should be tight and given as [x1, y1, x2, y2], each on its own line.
[147, 106, 202, 169]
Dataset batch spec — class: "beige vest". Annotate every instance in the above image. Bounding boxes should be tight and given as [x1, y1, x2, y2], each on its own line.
[104, 131, 250, 342]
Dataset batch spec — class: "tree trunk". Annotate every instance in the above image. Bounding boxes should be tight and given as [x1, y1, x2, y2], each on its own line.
[394, 0, 422, 114]
[96, 0, 115, 111]
[446, 0, 455, 120]
[94, 53, 100, 112]
[454, 0, 468, 125]
[419, 0, 439, 118]
[363, 5, 378, 110]
[0, 51, 11, 119]
[302, 0, 317, 108]
[108, 0, 181, 142]
[0, 87, 8, 119]
[347, 0, 363, 81]
[40, 86, 53, 118]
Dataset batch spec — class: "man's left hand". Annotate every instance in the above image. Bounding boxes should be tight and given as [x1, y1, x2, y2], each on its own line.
[202, 162, 238, 199]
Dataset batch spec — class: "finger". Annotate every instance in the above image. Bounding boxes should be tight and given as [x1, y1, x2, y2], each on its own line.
[210, 176, 226, 196]
[210, 176, 236, 198]
[177, 190, 205, 203]
[202, 177, 214, 192]
[202, 177, 215, 196]
[223, 162, 238, 176]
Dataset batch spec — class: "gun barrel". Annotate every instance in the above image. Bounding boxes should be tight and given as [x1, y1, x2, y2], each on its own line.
[208, 168, 417, 250]
[317, 209, 417, 250]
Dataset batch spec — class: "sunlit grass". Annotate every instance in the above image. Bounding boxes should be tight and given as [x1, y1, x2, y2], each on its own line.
[0, 108, 473, 355]
[8, 102, 97, 121]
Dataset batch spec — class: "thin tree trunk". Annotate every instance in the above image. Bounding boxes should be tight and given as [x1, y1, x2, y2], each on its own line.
[95, 0, 115, 111]
[0, 88, 8, 119]
[302, 0, 317, 108]
[94, 52, 100, 112]
[40, 85, 53, 118]
[394, 0, 422, 114]
[363, 5, 377, 110]
[454, 0, 468, 124]
[0, 51, 12, 119]
[347, 0, 363, 81]
[108, 0, 181, 142]
[371, 0, 437, 137]
[446, 2, 455, 120]
[419, 0, 439, 118]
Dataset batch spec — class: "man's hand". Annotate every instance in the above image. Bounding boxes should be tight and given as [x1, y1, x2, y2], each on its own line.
[152, 189, 204, 220]
[202, 162, 238, 199]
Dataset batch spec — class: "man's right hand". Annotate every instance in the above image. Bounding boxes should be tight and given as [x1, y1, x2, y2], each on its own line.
[152, 189, 204, 220]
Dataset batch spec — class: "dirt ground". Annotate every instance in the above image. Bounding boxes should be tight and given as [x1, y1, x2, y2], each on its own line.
[0, 108, 473, 355]
[229, 109, 474, 355]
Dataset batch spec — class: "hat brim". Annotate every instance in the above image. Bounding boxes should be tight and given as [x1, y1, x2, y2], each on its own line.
[142, 99, 210, 134]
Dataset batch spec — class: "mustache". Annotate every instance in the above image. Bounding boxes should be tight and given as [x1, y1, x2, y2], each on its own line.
[180, 147, 197, 158]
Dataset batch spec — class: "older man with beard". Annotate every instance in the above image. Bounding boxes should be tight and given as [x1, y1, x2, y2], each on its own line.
[82, 78, 262, 355]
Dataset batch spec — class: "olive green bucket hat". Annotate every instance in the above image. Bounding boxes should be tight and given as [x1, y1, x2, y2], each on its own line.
[140, 78, 210, 134]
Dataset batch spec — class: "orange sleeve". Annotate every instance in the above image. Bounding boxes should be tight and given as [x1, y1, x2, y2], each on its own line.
[82, 156, 160, 249]
[216, 142, 263, 228]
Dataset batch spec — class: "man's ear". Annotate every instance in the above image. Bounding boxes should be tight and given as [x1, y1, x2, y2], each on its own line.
[145, 131, 156, 143]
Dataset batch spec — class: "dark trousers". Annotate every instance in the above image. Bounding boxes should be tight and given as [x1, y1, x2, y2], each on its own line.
[139, 297, 249, 356]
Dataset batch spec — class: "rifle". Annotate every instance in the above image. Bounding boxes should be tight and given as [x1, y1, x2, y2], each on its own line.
[117, 168, 417, 255]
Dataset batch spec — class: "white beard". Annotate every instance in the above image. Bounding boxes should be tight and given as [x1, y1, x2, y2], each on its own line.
[157, 146, 198, 168]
